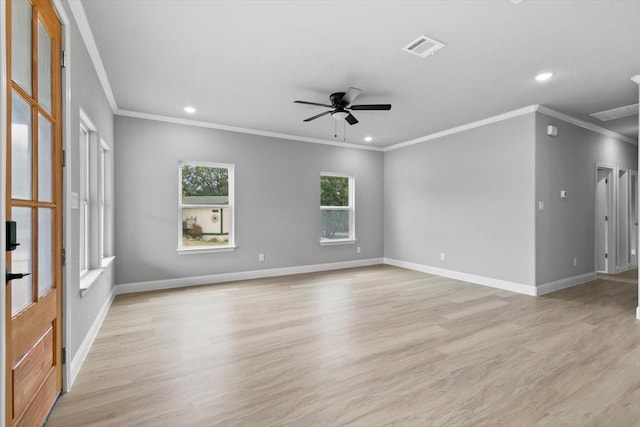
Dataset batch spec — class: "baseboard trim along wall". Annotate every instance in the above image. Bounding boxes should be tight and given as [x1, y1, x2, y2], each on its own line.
[115, 258, 384, 295]
[68, 287, 116, 390]
[383, 258, 537, 296]
[536, 272, 598, 296]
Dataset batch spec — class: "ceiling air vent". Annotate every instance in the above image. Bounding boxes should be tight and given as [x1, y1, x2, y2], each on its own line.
[590, 103, 639, 122]
[403, 35, 446, 58]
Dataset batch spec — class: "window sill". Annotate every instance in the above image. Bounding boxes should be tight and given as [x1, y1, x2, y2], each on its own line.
[320, 239, 357, 246]
[79, 269, 104, 297]
[177, 246, 237, 255]
[101, 256, 116, 268]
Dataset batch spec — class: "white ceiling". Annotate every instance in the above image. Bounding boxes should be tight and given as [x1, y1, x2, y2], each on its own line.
[80, 0, 640, 148]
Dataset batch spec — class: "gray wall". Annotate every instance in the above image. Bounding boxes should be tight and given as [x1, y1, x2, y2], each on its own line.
[535, 112, 637, 285]
[384, 113, 536, 286]
[61, 1, 115, 363]
[114, 116, 384, 285]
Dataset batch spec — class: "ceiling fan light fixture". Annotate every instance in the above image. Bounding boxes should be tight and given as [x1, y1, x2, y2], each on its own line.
[332, 111, 349, 120]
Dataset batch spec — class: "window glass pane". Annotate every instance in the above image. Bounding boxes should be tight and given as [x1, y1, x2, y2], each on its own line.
[181, 207, 231, 247]
[181, 165, 229, 204]
[12, 92, 32, 200]
[38, 114, 53, 202]
[321, 209, 350, 240]
[321, 176, 349, 206]
[38, 20, 52, 113]
[11, 207, 33, 315]
[38, 208, 53, 297]
[12, 0, 32, 95]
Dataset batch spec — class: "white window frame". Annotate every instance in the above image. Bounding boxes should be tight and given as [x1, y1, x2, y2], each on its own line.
[98, 138, 109, 263]
[78, 122, 90, 275]
[320, 172, 356, 245]
[177, 161, 236, 254]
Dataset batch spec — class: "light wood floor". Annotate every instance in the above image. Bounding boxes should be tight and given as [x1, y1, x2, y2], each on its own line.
[46, 266, 639, 426]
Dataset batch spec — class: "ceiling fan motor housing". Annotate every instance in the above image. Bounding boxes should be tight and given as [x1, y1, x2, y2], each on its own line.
[330, 92, 348, 107]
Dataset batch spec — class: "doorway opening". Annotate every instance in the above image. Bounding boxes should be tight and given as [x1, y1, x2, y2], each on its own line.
[596, 165, 614, 273]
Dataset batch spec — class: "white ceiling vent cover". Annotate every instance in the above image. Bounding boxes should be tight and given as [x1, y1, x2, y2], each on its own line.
[590, 103, 639, 121]
[403, 35, 446, 58]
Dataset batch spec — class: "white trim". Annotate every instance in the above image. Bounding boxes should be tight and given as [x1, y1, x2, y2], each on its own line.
[66, 0, 117, 112]
[536, 272, 598, 296]
[632, 75, 640, 85]
[68, 288, 115, 390]
[636, 306, 640, 320]
[384, 105, 539, 151]
[383, 258, 537, 296]
[0, 0, 7, 421]
[177, 246, 236, 255]
[116, 109, 384, 152]
[537, 105, 637, 146]
[115, 258, 383, 295]
[320, 239, 357, 246]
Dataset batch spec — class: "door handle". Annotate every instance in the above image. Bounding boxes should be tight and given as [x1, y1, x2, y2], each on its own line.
[6, 271, 31, 284]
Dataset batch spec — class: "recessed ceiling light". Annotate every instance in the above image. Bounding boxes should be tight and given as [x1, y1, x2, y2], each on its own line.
[364, 136, 373, 142]
[184, 106, 196, 114]
[534, 72, 554, 82]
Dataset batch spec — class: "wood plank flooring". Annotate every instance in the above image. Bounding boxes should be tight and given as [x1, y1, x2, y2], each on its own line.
[46, 266, 639, 426]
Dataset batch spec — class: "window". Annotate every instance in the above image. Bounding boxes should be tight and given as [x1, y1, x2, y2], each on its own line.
[79, 123, 90, 273]
[98, 139, 109, 262]
[78, 111, 114, 293]
[320, 173, 355, 244]
[178, 161, 235, 253]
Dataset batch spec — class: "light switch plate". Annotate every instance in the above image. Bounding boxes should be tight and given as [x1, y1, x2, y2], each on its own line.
[538, 201, 544, 211]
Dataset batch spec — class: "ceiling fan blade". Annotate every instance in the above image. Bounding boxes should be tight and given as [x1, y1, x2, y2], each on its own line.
[294, 100, 333, 108]
[350, 104, 392, 111]
[303, 110, 333, 122]
[341, 87, 362, 106]
[345, 113, 359, 125]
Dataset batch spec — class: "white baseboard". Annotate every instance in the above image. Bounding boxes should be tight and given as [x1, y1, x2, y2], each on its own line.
[536, 272, 598, 296]
[68, 287, 115, 390]
[383, 258, 537, 296]
[115, 258, 384, 295]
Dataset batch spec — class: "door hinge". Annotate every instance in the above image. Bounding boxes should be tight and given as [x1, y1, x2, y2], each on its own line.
[62, 347, 67, 364]
[62, 247, 66, 266]
[605, 253, 608, 259]
[62, 50, 66, 68]
[605, 215, 608, 221]
[62, 149, 66, 167]
[605, 178, 608, 184]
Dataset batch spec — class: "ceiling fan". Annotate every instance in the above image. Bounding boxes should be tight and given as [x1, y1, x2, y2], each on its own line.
[294, 87, 391, 125]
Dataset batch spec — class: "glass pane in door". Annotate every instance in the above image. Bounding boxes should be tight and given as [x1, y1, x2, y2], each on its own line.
[11, 92, 32, 200]
[38, 208, 53, 296]
[11, 207, 33, 315]
[11, 0, 33, 95]
[38, 20, 52, 113]
[38, 114, 53, 202]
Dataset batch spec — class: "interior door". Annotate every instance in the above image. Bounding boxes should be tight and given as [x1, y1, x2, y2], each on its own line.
[5, 0, 63, 425]
[596, 169, 610, 273]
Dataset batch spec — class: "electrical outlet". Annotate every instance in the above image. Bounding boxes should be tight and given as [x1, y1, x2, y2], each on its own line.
[538, 201, 544, 211]
[573, 257, 577, 268]
[632, 249, 636, 256]
[258, 253, 265, 262]
[356, 246, 361, 253]
[440, 252, 446, 261]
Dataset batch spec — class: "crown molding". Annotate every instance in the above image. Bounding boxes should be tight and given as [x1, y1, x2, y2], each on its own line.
[116, 109, 384, 152]
[632, 75, 640, 84]
[67, 0, 118, 112]
[384, 105, 539, 152]
[536, 105, 637, 146]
